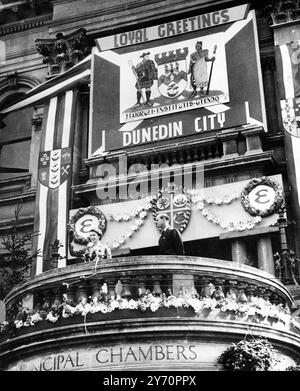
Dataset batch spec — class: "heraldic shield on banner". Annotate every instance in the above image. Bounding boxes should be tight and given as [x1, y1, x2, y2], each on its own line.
[38, 147, 72, 189]
[280, 98, 300, 138]
[155, 48, 188, 99]
[152, 184, 191, 233]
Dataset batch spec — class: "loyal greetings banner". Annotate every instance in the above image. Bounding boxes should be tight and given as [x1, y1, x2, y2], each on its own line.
[89, 8, 266, 155]
[119, 33, 229, 123]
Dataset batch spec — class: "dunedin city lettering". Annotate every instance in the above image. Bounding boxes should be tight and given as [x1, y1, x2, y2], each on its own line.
[122, 112, 227, 147]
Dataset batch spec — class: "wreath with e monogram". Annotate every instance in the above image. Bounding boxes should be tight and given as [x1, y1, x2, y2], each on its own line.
[68, 206, 107, 246]
[241, 177, 284, 217]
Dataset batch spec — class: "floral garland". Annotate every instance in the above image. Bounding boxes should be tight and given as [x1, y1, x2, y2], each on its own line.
[189, 190, 262, 232]
[1, 290, 299, 335]
[188, 190, 240, 206]
[104, 198, 153, 249]
[101, 186, 268, 249]
[107, 197, 153, 222]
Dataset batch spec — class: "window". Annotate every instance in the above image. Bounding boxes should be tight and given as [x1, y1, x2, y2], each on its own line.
[0, 92, 33, 180]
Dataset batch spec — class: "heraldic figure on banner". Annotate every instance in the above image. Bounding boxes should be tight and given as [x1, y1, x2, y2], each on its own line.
[130, 52, 158, 106]
[188, 41, 216, 98]
[84, 228, 112, 270]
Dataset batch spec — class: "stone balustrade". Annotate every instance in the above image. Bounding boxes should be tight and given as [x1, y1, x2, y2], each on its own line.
[5, 256, 294, 311]
[1, 256, 300, 371]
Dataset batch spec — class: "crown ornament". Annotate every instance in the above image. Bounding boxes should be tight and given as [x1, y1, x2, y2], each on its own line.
[155, 47, 189, 65]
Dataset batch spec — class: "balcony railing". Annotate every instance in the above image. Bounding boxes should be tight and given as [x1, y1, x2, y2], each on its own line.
[5, 256, 295, 312]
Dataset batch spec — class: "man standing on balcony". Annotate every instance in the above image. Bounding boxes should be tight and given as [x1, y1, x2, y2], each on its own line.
[156, 214, 184, 255]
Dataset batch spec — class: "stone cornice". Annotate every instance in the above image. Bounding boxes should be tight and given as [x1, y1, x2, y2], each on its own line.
[0, 216, 34, 231]
[0, 14, 52, 37]
[77, 151, 276, 197]
[1, 318, 300, 364]
[0, 189, 36, 206]
[49, 0, 234, 34]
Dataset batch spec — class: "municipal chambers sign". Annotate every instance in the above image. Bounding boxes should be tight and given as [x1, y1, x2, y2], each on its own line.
[8, 342, 225, 371]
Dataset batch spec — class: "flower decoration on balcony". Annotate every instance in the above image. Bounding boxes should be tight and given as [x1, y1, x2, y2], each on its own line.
[241, 177, 284, 217]
[218, 337, 280, 371]
[2, 288, 299, 337]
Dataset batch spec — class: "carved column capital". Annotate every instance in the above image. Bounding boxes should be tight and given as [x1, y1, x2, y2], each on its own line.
[264, 1, 300, 25]
[36, 28, 92, 77]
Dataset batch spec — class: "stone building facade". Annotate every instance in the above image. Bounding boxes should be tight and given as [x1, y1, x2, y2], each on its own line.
[0, 0, 300, 371]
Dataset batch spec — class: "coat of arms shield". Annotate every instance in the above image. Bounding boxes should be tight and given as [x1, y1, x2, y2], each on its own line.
[152, 184, 191, 233]
[38, 147, 72, 189]
[155, 47, 188, 99]
[281, 98, 300, 138]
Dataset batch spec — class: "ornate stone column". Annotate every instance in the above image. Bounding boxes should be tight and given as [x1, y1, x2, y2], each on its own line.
[231, 239, 247, 265]
[257, 235, 275, 275]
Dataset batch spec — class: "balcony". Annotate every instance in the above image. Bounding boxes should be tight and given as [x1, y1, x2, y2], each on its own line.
[1, 256, 300, 371]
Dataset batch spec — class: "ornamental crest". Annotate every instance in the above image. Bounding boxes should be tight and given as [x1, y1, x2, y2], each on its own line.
[38, 147, 72, 189]
[241, 177, 284, 217]
[152, 184, 191, 233]
[280, 98, 300, 138]
[155, 48, 188, 99]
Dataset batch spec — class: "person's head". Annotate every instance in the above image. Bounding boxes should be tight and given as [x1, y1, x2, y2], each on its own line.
[88, 228, 103, 243]
[156, 213, 170, 230]
[140, 52, 150, 61]
[195, 41, 203, 51]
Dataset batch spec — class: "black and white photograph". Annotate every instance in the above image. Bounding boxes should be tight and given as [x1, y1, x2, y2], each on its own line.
[0, 0, 300, 382]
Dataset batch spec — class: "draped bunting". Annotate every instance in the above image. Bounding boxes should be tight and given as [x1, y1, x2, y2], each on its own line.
[33, 90, 77, 274]
[275, 41, 300, 212]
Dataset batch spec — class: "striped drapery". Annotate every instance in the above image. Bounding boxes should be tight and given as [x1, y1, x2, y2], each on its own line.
[33, 90, 77, 274]
[275, 41, 300, 211]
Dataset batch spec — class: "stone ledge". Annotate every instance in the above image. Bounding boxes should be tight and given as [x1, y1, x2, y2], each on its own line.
[220, 226, 279, 240]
